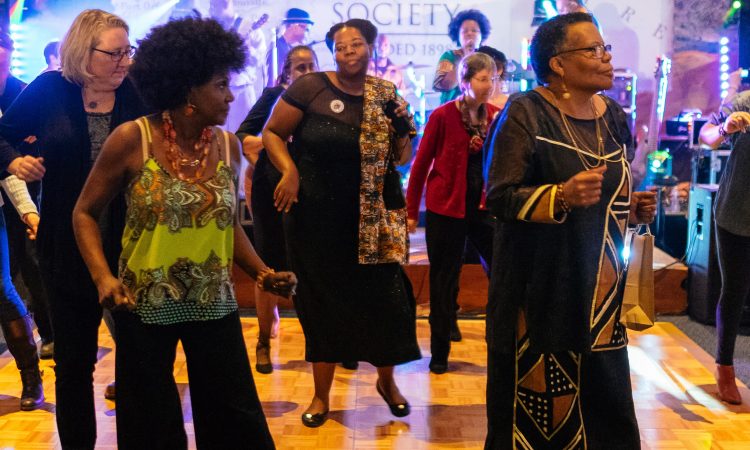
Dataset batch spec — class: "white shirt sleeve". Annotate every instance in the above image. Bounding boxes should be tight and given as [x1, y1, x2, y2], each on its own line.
[0, 175, 38, 218]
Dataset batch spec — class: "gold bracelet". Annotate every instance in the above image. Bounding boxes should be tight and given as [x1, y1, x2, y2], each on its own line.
[557, 183, 571, 213]
[256, 267, 275, 291]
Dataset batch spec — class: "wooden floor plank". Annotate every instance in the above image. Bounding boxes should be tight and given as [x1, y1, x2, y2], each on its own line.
[0, 319, 749, 449]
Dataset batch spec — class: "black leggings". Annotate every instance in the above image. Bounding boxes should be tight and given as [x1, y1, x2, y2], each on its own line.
[715, 225, 750, 365]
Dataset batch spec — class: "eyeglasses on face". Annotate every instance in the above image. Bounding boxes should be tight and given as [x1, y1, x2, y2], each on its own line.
[471, 75, 501, 83]
[555, 43, 612, 59]
[91, 46, 136, 62]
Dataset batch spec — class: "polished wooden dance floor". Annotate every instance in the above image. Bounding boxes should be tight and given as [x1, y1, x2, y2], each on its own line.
[1, 318, 750, 449]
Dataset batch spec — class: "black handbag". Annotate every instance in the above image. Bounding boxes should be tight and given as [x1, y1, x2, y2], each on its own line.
[383, 160, 406, 210]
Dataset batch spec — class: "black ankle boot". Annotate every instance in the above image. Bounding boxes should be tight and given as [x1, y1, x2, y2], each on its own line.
[19, 368, 44, 410]
[430, 337, 450, 374]
[1, 314, 44, 410]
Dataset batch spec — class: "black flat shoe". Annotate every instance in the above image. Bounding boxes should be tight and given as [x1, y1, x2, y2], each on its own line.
[301, 410, 329, 428]
[341, 360, 359, 370]
[450, 322, 462, 342]
[429, 358, 448, 375]
[376, 381, 410, 417]
[255, 341, 273, 374]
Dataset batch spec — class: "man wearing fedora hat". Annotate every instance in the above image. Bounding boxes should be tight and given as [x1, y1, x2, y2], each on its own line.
[265, 8, 313, 87]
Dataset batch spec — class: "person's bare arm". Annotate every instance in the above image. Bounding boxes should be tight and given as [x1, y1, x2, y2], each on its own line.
[262, 98, 304, 212]
[700, 111, 750, 149]
[73, 121, 142, 309]
[229, 133, 296, 296]
[433, 58, 458, 92]
[242, 134, 263, 166]
[230, 132, 268, 277]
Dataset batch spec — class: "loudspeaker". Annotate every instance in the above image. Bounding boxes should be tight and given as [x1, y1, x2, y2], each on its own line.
[687, 185, 750, 325]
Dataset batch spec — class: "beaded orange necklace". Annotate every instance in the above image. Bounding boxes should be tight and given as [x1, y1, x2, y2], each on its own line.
[161, 110, 213, 183]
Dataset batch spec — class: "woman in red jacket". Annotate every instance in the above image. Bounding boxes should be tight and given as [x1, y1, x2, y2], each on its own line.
[407, 52, 499, 374]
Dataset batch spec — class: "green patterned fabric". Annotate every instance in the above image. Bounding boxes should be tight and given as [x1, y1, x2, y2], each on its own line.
[120, 139, 238, 324]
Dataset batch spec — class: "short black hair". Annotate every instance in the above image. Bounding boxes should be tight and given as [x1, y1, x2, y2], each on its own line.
[447, 9, 491, 47]
[530, 12, 593, 84]
[44, 40, 59, 64]
[129, 17, 247, 111]
[325, 18, 378, 53]
[477, 45, 507, 79]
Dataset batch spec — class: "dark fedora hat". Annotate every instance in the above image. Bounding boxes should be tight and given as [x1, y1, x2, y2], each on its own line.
[281, 8, 313, 25]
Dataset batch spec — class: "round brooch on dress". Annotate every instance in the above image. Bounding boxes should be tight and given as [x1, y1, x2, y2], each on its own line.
[330, 99, 345, 114]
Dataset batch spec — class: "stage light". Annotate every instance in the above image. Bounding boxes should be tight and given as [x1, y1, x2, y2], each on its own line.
[542, 0, 557, 18]
[734, 0, 742, 9]
[9, 23, 25, 79]
[719, 37, 730, 100]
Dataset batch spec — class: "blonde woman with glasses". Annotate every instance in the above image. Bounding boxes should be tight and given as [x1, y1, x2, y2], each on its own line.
[0, 9, 148, 449]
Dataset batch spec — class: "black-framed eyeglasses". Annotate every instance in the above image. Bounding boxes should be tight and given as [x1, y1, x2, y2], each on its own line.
[91, 46, 136, 62]
[555, 44, 612, 59]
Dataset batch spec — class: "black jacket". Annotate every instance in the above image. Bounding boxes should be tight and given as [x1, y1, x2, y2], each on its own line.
[0, 70, 149, 292]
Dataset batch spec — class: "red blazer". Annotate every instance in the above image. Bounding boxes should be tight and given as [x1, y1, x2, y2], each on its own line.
[406, 101, 500, 220]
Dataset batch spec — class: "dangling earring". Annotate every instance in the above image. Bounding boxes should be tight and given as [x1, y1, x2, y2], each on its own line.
[185, 102, 197, 117]
[560, 77, 571, 100]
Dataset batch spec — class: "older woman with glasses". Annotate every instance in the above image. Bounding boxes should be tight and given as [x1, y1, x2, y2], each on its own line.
[483, 13, 654, 449]
[0, 9, 148, 449]
[407, 52, 500, 375]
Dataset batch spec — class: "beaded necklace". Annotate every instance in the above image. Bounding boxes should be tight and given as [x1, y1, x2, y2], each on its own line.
[458, 95, 488, 154]
[161, 111, 213, 183]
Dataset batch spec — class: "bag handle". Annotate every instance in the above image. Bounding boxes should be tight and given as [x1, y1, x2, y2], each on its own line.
[634, 223, 652, 236]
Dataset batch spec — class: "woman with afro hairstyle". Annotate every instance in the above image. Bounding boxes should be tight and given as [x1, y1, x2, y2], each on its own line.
[433, 9, 491, 105]
[73, 17, 297, 449]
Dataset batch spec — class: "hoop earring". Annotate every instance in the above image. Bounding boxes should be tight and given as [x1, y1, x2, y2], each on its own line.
[184, 102, 197, 117]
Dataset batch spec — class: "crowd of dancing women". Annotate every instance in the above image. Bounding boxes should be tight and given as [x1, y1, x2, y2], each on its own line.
[2, 1, 749, 448]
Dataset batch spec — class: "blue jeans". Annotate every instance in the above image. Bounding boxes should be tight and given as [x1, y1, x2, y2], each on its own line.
[0, 208, 28, 322]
